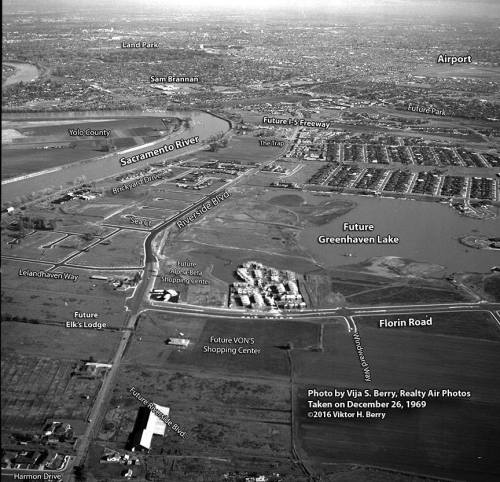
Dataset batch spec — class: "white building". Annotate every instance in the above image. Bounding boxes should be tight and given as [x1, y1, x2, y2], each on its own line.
[135, 404, 170, 451]
[167, 338, 190, 347]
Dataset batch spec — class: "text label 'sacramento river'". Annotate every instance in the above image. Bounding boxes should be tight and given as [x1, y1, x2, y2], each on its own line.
[1, 110, 230, 202]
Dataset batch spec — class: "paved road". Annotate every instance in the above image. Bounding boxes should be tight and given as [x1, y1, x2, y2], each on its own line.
[37, 113, 499, 479]
[66, 122, 288, 478]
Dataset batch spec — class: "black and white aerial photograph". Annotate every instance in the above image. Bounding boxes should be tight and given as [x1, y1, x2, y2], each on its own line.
[2, 0, 500, 480]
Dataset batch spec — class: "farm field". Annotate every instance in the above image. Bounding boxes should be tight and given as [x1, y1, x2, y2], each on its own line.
[295, 312, 500, 480]
[1, 259, 132, 328]
[1, 321, 121, 362]
[1, 353, 101, 432]
[1, 319, 121, 439]
[353, 310, 500, 341]
[1, 116, 179, 180]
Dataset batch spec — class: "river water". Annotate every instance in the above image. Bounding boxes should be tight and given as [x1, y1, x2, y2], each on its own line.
[299, 195, 499, 274]
[1, 110, 230, 202]
[3, 62, 40, 86]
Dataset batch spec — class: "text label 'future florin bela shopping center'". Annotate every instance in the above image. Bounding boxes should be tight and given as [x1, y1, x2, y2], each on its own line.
[118, 136, 199, 167]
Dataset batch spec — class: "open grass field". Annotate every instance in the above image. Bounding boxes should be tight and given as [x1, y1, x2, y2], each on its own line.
[2, 230, 68, 262]
[76, 202, 131, 219]
[1, 321, 121, 362]
[158, 186, 341, 286]
[165, 242, 320, 285]
[462, 272, 500, 303]
[135, 205, 179, 219]
[125, 311, 321, 378]
[103, 209, 164, 229]
[3, 231, 103, 264]
[301, 267, 463, 308]
[346, 284, 469, 305]
[195, 135, 283, 163]
[294, 311, 500, 480]
[1, 259, 131, 328]
[152, 259, 229, 306]
[70, 228, 148, 268]
[186, 221, 303, 257]
[353, 310, 500, 341]
[292, 322, 365, 387]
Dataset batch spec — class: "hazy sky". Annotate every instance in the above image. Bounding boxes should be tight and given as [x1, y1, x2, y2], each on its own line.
[3, 0, 499, 17]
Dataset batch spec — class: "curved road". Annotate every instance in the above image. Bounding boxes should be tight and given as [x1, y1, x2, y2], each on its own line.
[68, 117, 296, 478]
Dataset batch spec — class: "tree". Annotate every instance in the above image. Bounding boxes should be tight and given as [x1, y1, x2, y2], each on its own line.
[208, 142, 219, 152]
[74, 465, 86, 481]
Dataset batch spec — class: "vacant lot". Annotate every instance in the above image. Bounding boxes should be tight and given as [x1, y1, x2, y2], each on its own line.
[1, 259, 131, 327]
[196, 135, 283, 164]
[1, 321, 121, 362]
[76, 202, 130, 219]
[346, 284, 469, 305]
[159, 186, 332, 286]
[125, 311, 321, 378]
[2, 230, 73, 263]
[103, 209, 163, 229]
[70, 229, 148, 268]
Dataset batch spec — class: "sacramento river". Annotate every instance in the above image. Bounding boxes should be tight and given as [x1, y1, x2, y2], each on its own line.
[1, 110, 230, 202]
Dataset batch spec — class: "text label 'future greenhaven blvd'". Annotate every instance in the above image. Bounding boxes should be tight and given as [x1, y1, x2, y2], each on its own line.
[119, 136, 199, 167]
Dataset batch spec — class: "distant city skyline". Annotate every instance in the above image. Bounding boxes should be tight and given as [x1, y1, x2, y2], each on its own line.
[3, 0, 499, 17]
